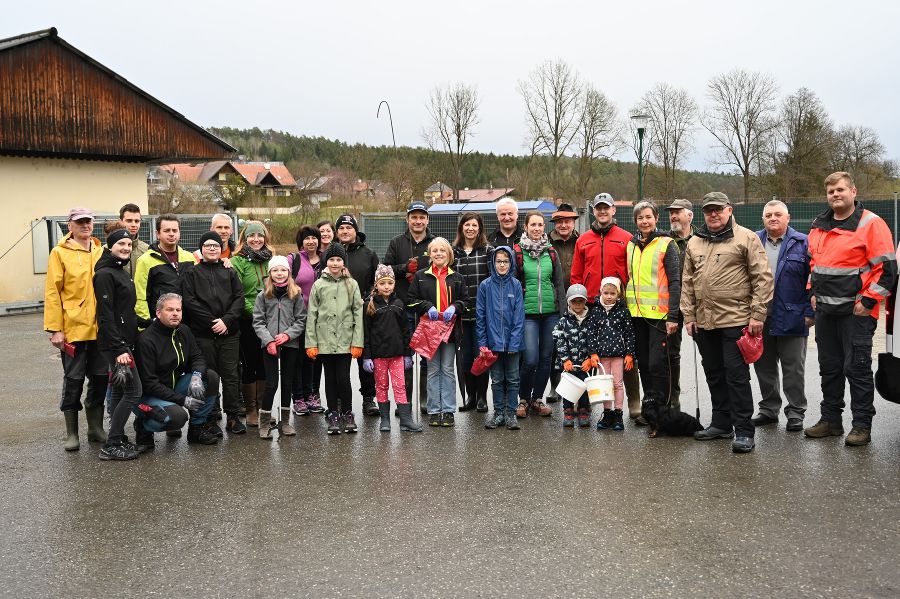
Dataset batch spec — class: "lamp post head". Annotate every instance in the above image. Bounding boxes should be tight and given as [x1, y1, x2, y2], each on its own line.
[631, 113, 650, 133]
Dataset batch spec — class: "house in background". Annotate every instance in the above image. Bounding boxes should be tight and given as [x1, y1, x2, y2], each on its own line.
[425, 181, 452, 203]
[424, 181, 515, 204]
[0, 27, 234, 310]
[153, 160, 296, 197]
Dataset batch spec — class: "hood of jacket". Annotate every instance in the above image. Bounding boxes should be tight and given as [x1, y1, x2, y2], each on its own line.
[488, 245, 517, 281]
[344, 230, 368, 249]
[810, 200, 864, 232]
[590, 220, 620, 235]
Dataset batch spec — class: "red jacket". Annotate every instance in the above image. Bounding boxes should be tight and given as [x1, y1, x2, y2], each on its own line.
[570, 222, 631, 302]
[808, 202, 897, 318]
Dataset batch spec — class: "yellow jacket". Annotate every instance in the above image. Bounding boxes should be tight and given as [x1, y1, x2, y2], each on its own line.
[43, 233, 103, 341]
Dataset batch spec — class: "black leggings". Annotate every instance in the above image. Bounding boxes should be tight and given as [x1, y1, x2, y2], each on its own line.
[262, 347, 298, 411]
[239, 317, 266, 383]
[320, 353, 352, 413]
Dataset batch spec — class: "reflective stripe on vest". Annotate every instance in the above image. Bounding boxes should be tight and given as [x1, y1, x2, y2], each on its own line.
[626, 236, 671, 319]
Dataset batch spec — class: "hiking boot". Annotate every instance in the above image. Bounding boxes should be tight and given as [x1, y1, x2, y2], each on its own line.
[280, 409, 296, 436]
[397, 403, 423, 432]
[577, 408, 591, 428]
[612, 409, 625, 431]
[258, 410, 273, 439]
[133, 420, 155, 453]
[596, 409, 615, 430]
[63, 410, 80, 451]
[506, 414, 520, 430]
[476, 396, 488, 412]
[532, 400, 552, 417]
[343, 411, 358, 433]
[485, 411, 506, 429]
[306, 393, 325, 413]
[187, 425, 218, 445]
[563, 407, 575, 428]
[694, 426, 735, 441]
[804, 419, 844, 438]
[378, 402, 391, 432]
[429, 413, 442, 427]
[441, 413, 455, 427]
[634, 415, 649, 427]
[363, 397, 379, 417]
[732, 436, 755, 453]
[516, 401, 529, 418]
[99, 443, 139, 461]
[845, 427, 871, 446]
[206, 421, 224, 438]
[292, 396, 309, 416]
[226, 415, 247, 435]
[327, 411, 342, 435]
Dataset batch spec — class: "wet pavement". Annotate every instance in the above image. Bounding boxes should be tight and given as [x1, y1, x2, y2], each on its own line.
[1, 312, 899, 598]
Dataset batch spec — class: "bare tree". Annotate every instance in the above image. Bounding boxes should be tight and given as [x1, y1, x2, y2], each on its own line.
[833, 125, 885, 172]
[637, 83, 698, 200]
[423, 83, 480, 202]
[519, 59, 582, 198]
[775, 87, 836, 197]
[702, 69, 779, 200]
[574, 85, 621, 199]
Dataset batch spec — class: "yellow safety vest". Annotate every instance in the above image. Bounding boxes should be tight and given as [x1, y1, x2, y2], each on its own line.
[626, 236, 671, 320]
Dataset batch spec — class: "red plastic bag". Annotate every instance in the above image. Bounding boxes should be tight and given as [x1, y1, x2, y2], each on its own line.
[471, 349, 498, 376]
[409, 317, 455, 360]
[736, 326, 763, 364]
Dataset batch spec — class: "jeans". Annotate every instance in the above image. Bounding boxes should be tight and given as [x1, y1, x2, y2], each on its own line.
[427, 342, 457, 414]
[262, 347, 298, 411]
[815, 312, 876, 428]
[136, 371, 219, 430]
[490, 352, 520, 414]
[104, 352, 141, 445]
[519, 314, 559, 402]
[695, 326, 754, 437]
[196, 333, 241, 416]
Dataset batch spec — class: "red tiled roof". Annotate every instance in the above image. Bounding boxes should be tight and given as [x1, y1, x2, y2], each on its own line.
[456, 188, 515, 202]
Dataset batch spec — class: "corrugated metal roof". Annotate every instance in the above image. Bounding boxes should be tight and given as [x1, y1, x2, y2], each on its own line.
[427, 200, 555, 213]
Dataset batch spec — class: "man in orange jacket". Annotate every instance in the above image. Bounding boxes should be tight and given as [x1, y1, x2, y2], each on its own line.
[806, 171, 897, 446]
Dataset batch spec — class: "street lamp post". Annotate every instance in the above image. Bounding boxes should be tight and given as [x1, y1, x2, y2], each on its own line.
[377, 100, 396, 149]
[631, 114, 650, 201]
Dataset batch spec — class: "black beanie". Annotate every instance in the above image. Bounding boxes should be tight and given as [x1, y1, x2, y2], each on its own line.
[336, 214, 359, 233]
[322, 242, 348, 264]
[198, 231, 223, 251]
[106, 228, 131, 249]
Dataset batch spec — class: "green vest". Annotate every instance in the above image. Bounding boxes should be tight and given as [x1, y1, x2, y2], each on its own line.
[522, 251, 556, 316]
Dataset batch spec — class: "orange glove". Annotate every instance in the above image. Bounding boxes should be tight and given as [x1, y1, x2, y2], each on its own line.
[590, 354, 600, 368]
[563, 360, 574, 372]
[624, 355, 634, 371]
[306, 347, 318, 360]
[581, 358, 593, 372]
[350, 346, 363, 359]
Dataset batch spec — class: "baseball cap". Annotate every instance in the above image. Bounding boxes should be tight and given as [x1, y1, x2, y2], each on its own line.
[665, 199, 693, 211]
[407, 201, 428, 214]
[68, 207, 94, 221]
[702, 192, 731, 208]
[566, 284, 588, 303]
[591, 193, 615, 208]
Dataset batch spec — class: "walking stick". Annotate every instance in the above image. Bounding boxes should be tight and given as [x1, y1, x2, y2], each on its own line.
[692, 335, 701, 420]
[273, 346, 283, 440]
[413, 353, 421, 425]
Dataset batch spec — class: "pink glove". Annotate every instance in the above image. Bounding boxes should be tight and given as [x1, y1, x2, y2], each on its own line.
[266, 342, 278, 356]
[274, 333, 290, 345]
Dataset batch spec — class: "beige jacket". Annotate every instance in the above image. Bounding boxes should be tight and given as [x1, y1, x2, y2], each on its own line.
[680, 219, 773, 330]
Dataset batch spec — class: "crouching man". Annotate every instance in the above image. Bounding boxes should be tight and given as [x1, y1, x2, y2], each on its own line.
[133, 293, 220, 450]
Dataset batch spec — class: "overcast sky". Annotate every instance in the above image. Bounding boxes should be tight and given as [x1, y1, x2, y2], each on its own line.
[6, 0, 900, 173]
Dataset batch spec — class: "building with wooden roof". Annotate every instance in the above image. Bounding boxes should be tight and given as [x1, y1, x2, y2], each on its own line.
[0, 27, 234, 308]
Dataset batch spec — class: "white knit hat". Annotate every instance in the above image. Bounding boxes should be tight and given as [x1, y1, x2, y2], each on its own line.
[268, 255, 290, 272]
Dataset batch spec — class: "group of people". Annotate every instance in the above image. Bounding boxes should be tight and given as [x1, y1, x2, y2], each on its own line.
[43, 171, 897, 460]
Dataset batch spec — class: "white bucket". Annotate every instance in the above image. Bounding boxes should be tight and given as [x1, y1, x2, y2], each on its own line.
[585, 364, 615, 405]
[555, 371, 587, 403]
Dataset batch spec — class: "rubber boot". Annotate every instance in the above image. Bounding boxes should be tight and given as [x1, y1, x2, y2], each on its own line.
[63, 410, 80, 451]
[459, 375, 477, 411]
[625, 367, 642, 419]
[378, 402, 391, 432]
[258, 410, 272, 439]
[242, 383, 258, 427]
[85, 404, 107, 443]
[280, 409, 296, 436]
[398, 402, 423, 432]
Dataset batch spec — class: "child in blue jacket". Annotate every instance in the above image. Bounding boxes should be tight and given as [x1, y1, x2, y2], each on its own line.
[476, 246, 525, 430]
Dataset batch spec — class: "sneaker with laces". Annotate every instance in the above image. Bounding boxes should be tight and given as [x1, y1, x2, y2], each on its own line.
[226, 416, 246, 435]
[326, 411, 342, 435]
[577, 408, 591, 428]
[516, 402, 529, 418]
[845, 427, 871, 446]
[485, 412, 506, 429]
[429, 413, 442, 426]
[306, 393, 326, 413]
[342, 411, 358, 433]
[532, 400, 552, 417]
[441, 413, 455, 427]
[292, 397, 309, 416]
[98, 443, 139, 461]
[804, 419, 844, 438]
[506, 414, 520, 430]
[187, 425, 218, 445]
[563, 407, 575, 427]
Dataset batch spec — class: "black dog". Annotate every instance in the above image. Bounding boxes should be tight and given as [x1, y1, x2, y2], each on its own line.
[641, 397, 703, 438]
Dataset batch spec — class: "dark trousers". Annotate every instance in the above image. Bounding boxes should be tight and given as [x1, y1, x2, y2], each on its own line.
[634, 317, 672, 401]
[238, 317, 265, 383]
[320, 353, 352, 413]
[561, 369, 590, 411]
[104, 351, 141, 445]
[59, 340, 108, 412]
[815, 312, 877, 428]
[292, 349, 316, 399]
[667, 320, 683, 409]
[136, 370, 219, 430]
[695, 326, 754, 437]
[262, 347, 298, 411]
[357, 357, 376, 399]
[457, 320, 490, 402]
[196, 333, 241, 416]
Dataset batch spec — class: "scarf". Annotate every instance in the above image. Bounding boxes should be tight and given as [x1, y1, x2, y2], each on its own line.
[238, 245, 273, 263]
[518, 233, 551, 259]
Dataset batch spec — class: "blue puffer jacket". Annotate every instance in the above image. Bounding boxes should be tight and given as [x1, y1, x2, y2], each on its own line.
[476, 247, 525, 353]
[756, 227, 812, 337]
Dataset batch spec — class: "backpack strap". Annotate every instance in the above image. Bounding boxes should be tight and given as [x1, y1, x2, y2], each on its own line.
[290, 252, 301, 280]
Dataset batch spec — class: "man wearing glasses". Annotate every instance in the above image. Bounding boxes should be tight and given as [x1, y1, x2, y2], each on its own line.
[182, 232, 246, 435]
[680, 192, 773, 454]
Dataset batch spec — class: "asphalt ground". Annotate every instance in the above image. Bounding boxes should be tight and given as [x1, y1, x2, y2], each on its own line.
[1, 313, 899, 598]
